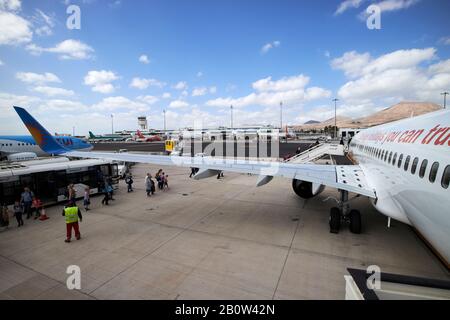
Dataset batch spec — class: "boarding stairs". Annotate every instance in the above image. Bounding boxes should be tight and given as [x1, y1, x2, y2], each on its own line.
[284, 143, 345, 164]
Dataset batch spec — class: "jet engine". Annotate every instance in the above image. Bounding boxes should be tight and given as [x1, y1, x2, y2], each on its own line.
[7, 152, 38, 162]
[291, 179, 325, 199]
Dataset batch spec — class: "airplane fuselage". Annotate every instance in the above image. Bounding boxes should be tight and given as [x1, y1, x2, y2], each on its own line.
[0, 135, 93, 157]
[349, 109, 450, 264]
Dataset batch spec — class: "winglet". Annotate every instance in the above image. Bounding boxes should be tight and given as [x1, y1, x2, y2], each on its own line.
[13, 106, 68, 155]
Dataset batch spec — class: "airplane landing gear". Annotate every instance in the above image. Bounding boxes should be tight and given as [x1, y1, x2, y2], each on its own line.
[325, 190, 362, 234]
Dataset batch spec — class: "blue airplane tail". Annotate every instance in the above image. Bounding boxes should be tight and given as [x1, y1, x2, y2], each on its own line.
[13, 106, 68, 155]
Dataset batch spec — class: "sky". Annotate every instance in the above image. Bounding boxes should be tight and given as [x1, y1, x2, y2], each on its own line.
[0, 0, 450, 135]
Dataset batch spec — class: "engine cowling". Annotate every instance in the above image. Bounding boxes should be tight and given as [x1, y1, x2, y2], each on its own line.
[7, 152, 38, 161]
[291, 179, 325, 199]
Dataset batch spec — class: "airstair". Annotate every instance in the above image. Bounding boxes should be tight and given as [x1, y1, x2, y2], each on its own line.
[284, 143, 345, 164]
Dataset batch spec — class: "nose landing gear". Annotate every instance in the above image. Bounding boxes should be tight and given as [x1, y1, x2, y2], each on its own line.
[325, 190, 362, 234]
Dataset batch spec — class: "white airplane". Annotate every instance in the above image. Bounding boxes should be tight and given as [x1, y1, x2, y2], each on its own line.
[0, 135, 93, 161]
[13, 106, 450, 267]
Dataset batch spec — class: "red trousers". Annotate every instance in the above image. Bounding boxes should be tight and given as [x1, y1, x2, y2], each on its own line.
[66, 222, 80, 240]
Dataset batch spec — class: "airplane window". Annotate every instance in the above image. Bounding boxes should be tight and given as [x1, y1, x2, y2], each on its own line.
[398, 154, 403, 168]
[419, 159, 428, 178]
[384, 150, 388, 162]
[442, 165, 450, 189]
[392, 153, 397, 166]
[381, 150, 385, 159]
[411, 157, 419, 175]
[388, 151, 393, 164]
[429, 162, 439, 183]
[404, 156, 411, 171]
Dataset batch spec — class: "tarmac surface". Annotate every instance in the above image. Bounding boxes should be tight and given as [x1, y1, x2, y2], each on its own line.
[0, 163, 449, 300]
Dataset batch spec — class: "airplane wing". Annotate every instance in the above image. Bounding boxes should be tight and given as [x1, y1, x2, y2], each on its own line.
[13, 106, 377, 199]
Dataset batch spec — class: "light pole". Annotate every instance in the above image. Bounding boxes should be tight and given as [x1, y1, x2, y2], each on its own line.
[163, 109, 166, 131]
[442, 92, 449, 109]
[230, 105, 233, 129]
[111, 114, 114, 134]
[280, 101, 283, 131]
[332, 98, 339, 139]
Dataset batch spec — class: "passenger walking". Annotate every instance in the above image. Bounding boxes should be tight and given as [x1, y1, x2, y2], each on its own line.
[20, 187, 34, 219]
[155, 169, 163, 190]
[217, 171, 224, 179]
[68, 184, 76, 203]
[101, 186, 109, 205]
[158, 172, 165, 190]
[62, 201, 83, 243]
[145, 173, 153, 196]
[107, 178, 115, 201]
[83, 187, 90, 211]
[164, 174, 169, 190]
[125, 174, 134, 192]
[32, 197, 43, 219]
[1, 204, 10, 228]
[189, 167, 196, 178]
[13, 201, 24, 227]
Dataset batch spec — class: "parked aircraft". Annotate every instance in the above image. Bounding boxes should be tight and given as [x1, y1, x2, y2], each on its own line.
[13, 106, 450, 267]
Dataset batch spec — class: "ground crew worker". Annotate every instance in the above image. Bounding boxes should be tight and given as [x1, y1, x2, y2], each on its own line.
[62, 201, 83, 243]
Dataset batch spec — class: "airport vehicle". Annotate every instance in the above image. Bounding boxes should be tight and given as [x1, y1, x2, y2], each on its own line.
[0, 135, 93, 161]
[0, 157, 119, 206]
[13, 106, 450, 267]
[88, 131, 127, 142]
[134, 130, 162, 142]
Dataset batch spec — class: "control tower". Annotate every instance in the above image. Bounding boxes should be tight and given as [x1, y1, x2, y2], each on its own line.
[138, 116, 148, 130]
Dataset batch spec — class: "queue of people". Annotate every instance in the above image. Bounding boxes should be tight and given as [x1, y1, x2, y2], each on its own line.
[144, 169, 169, 197]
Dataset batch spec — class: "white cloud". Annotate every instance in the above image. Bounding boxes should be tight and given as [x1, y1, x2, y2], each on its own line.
[32, 86, 75, 97]
[209, 86, 217, 94]
[207, 74, 331, 108]
[331, 48, 436, 78]
[173, 81, 188, 90]
[34, 9, 55, 36]
[136, 95, 159, 105]
[261, 40, 280, 54]
[192, 87, 207, 97]
[139, 54, 150, 64]
[428, 59, 450, 74]
[91, 96, 149, 112]
[357, 0, 420, 20]
[168, 100, 189, 109]
[0, 92, 40, 120]
[334, 0, 364, 15]
[0, 0, 21, 11]
[26, 39, 94, 60]
[0, 10, 32, 45]
[162, 92, 171, 99]
[438, 37, 450, 46]
[335, 48, 450, 105]
[129, 77, 165, 90]
[16, 72, 61, 84]
[84, 70, 119, 94]
[37, 99, 88, 112]
[331, 51, 371, 78]
[375, 0, 420, 12]
[252, 74, 310, 91]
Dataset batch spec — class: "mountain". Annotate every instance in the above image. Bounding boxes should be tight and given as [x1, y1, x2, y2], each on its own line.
[304, 120, 320, 124]
[354, 101, 442, 127]
[295, 101, 442, 130]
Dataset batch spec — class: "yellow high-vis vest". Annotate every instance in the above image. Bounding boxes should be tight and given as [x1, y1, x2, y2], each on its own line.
[64, 207, 79, 224]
